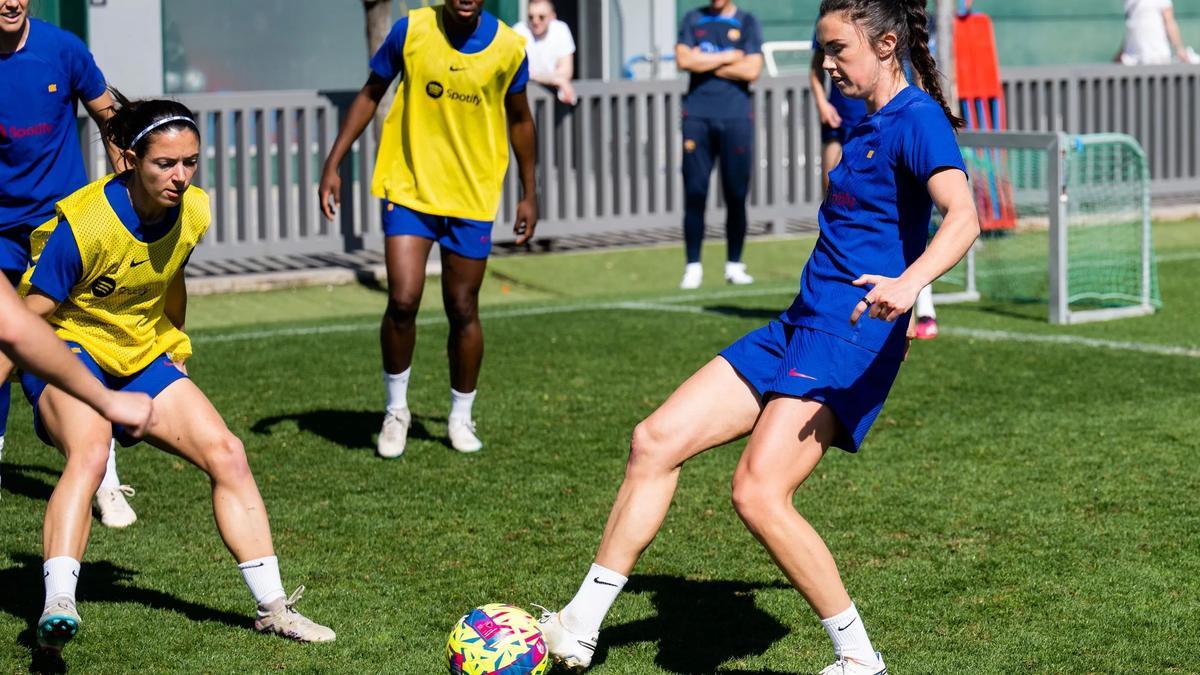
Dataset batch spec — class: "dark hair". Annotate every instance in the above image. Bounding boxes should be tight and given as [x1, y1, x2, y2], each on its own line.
[818, 0, 965, 129]
[102, 88, 200, 156]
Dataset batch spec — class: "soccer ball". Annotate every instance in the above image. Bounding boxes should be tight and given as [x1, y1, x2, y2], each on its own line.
[446, 603, 549, 675]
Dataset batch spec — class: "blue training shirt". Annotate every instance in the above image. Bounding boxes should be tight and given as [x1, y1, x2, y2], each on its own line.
[30, 173, 181, 302]
[369, 10, 529, 94]
[782, 86, 966, 355]
[0, 19, 106, 231]
[677, 7, 763, 120]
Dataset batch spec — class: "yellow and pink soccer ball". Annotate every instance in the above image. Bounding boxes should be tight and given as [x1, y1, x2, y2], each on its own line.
[446, 603, 549, 675]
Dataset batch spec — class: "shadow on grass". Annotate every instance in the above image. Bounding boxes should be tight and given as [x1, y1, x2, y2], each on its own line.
[251, 409, 440, 451]
[0, 463, 58, 503]
[595, 574, 799, 674]
[702, 304, 781, 321]
[0, 553, 249, 674]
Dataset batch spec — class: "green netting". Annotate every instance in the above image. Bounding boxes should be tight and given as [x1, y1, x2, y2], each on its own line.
[938, 134, 1161, 315]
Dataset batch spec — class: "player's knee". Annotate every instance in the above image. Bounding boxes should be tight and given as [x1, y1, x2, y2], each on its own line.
[206, 434, 251, 483]
[385, 292, 421, 324]
[729, 469, 774, 527]
[627, 420, 677, 476]
[444, 293, 479, 328]
[66, 442, 110, 482]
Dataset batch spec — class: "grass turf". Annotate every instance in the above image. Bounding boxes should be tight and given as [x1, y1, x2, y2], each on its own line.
[1, 221, 1199, 673]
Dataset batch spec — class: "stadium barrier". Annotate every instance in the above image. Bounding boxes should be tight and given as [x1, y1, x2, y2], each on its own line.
[77, 64, 1199, 263]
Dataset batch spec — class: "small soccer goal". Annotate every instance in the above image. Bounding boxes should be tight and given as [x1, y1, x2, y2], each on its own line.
[934, 131, 1160, 324]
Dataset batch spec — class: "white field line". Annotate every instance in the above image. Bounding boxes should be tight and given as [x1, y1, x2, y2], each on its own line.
[940, 327, 1200, 358]
[195, 285, 1200, 358]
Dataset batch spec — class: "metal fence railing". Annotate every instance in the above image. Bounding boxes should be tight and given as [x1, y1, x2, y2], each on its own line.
[78, 64, 1199, 264]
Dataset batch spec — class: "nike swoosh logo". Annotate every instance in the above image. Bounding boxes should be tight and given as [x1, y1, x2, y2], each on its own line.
[837, 617, 857, 631]
[592, 577, 619, 587]
[130, 259, 150, 268]
[240, 561, 266, 569]
[788, 369, 817, 380]
[450, 65, 467, 71]
[577, 640, 596, 653]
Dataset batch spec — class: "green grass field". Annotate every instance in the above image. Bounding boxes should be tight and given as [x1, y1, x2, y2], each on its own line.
[2, 221, 1199, 674]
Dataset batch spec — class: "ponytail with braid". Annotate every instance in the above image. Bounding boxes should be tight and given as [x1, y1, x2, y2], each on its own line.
[901, 0, 964, 128]
[818, 0, 964, 129]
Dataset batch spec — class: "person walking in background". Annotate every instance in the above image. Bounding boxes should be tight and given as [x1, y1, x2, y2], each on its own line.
[319, 0, 537, 458]
[1118, 0, 1198, 65]
[514, 0, 577, 104]
[0, 0, 140, 526]
[675, 0, 764, 290]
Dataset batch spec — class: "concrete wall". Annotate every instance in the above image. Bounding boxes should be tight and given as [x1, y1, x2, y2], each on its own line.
[88, 0, 163, 96]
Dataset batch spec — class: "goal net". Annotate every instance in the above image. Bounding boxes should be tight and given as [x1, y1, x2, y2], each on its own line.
[934, 132, 1160, 324]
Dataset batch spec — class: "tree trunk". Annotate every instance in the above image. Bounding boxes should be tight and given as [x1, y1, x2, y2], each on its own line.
[363, 0, 395, 141]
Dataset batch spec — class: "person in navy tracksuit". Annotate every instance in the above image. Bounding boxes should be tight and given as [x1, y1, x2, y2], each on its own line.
[674, 0, 764, 289]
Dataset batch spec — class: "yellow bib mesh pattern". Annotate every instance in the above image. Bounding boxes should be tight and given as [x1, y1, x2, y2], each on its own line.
[22, 175, 210, 376]
[371, 7, 527, 221]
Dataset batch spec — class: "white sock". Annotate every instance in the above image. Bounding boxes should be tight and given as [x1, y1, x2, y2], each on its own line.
[820, 602, 877, 664]
[98, 439, 120, 490]
[915, 284, 936, 319]
[449, 388, 476, 421]
[238, 555, 286, 607]
[561, 563, 627, 635]
[384, 368, 411, 413]
[43, 556, 81, 604]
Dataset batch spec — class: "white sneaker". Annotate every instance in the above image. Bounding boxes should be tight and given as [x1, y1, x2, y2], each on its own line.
[819, 652, 888, 675]
[94, 485, 137, 528]
[536, 607, 597, 670]
[724, 261, 754, 285]
[447, 416, 482, 453]
[377, 408, 410, 458]
[37, 594, 81, 653]
[255, 586, 336, 643]
[679, 262, 703, 289]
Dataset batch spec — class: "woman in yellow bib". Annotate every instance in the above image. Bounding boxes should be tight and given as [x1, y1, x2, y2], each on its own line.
[19, 93, 334, 654]
[320, 0, 538, 458]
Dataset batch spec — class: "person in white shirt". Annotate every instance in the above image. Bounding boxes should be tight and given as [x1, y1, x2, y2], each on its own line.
[1118, 0, 1194, 65]
[513, 0, 577, 104]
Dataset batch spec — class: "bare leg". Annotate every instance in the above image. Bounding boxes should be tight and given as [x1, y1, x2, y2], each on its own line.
[439, 251, 488, 393]
[821, 140, 844, 194]
[143, 379, 272, 562]
[594, 357, 763, 575]
[380, 235, 434, 375]
[730, 396, 849, 616]
[39, 389, 114, 561]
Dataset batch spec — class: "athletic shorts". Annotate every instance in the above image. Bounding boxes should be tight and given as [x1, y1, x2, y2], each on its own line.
[719, 321, 904, 452]
[0, 223, 35, 277]
[22, 342, 188, 447]
[821, 123, 852, 146]
[381, 201, 493, 260]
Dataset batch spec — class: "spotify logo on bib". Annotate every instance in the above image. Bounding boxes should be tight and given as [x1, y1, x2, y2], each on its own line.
[426, 81, 445, 99]
[91, 276, 117, 298]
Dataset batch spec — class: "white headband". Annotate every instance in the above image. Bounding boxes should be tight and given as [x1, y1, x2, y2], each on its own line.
[128, 115, 197, 149]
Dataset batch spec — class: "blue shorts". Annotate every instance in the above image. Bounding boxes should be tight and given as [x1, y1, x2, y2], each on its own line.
[22, 343, 188, 447]
[719, 322, 904, 452]
[381, 202, 493, 260]
[821, 124, 852, 146]
[0, 223, 35, 276]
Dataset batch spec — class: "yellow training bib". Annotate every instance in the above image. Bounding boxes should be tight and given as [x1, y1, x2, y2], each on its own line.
[22, 175, 210, 376]
[371, 8, 527, 221]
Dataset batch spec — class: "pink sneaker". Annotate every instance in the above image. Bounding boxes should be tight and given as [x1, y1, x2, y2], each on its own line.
[915, 317, 939, 340]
